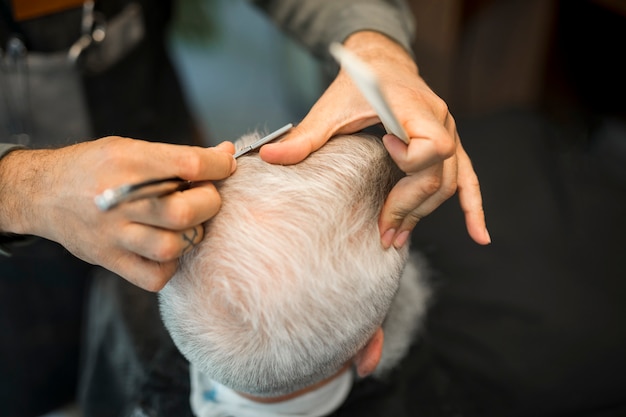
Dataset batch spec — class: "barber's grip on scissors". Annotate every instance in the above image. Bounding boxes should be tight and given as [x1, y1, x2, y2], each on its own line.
[93, 177, 193, 212]
[93, 123, 293, 211]
[329, 43, 410, 145]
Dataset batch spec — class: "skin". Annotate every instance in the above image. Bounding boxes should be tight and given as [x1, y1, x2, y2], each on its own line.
[0, 31, 488, 292]
[0, 138, 236, 291]
[260, 31, 491, 248]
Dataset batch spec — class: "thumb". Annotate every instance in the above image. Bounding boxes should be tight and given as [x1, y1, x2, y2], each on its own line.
[259, 121, 332, 165]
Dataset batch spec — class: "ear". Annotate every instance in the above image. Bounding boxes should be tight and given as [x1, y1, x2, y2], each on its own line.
[353, 327, 384, 378]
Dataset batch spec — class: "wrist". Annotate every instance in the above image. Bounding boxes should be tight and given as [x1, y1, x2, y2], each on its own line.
[0, 148, 52, 235]
[343, 31, 418, 74]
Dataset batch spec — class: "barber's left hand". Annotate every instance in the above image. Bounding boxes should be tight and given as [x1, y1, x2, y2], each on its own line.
[260, 31, 490, 249]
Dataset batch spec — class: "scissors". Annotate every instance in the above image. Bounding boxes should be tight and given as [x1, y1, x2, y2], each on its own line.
[94, 123, 293, 211]
[329, 42, 410, 145]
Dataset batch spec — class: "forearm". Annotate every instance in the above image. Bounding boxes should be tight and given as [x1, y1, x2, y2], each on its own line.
[1, 137, 237, 288]
[253, 0, 415, 63]
[0, 146, 52, 235]
[343, 31, 418, 75]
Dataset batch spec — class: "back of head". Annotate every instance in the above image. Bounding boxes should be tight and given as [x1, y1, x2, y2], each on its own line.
[159, 133, 407, 397]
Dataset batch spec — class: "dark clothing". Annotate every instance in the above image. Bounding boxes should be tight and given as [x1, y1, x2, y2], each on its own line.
[78, 270, 193, 417]
[407, 109, 626, 417]
[0, 240, 94, 417]
[0, 2, 195, 416]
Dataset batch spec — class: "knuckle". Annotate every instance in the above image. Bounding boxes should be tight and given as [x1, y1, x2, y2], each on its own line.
[431, 101, 457, 159]
[97, 137, 125, 163]
[468, 176, 481, 190]
[389, 209, 407, 224]
[441, 180, 458, 199]
[437, 137, 457, 159]
[96, 137, 141, 175]
[100, 135, 126, 145]
[433, 96, 450, 119]
[180, 151, 203, 179]
[153, 234, 181, 261]
[388, 201, 416, 224]
[419, 175, 442, 196]
[405, 211, 424, 226]
[167, 198, 195, 228]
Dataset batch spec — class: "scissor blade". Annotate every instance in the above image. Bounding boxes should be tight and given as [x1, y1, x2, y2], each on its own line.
[329, 43, 409, 144]
[233, 123, 293, 159]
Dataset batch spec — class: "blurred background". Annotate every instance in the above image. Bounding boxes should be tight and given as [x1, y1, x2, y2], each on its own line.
[168, 0, 626, 153]
[167, 0, 324, 143]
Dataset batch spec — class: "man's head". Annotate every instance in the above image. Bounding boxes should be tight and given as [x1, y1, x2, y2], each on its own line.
[159, 133, 416, 398]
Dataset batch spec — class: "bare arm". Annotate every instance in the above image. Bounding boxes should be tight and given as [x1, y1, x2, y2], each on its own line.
[0, 137, 236, 291]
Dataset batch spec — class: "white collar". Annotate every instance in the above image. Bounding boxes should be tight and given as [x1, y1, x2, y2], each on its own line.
[190, 364, 353, 417]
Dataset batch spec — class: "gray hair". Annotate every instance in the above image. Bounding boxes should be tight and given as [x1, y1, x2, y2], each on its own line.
[159, 133, 415, 397]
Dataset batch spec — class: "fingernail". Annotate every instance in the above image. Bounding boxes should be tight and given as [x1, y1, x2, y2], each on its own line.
[381, 229, 396, 249]
[485, 228, 492, 244]
[393, 230, 410, 249]
[230, 157, 237, 174]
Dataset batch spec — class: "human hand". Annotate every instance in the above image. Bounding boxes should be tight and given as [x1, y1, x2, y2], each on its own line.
[259, 31, 490, 248]
[0, 137, 236, 291]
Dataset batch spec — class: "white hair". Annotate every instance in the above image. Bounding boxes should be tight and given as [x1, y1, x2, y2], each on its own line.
[159, 133, 422, 397]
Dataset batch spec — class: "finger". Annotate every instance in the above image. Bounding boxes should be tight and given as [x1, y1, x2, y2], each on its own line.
[117, 222, 204, 263]
[180, 224, 204, 255]
[383, 121, 456, 175]
[398, 152, 458, 223]
[390, 160, 458, 250]
[456, 144, 491, 245]
[214, 141, 236, 154]
[171, 146, 236, 181]
[379, 163, 444, 248]
[259, 121, 332, 165]
[106, 251, 178, 292]
[104, 139, 236, 182]
[260, 71, 378, 165]
[123, 183, 222, 229]
[139, 142, 236, 181]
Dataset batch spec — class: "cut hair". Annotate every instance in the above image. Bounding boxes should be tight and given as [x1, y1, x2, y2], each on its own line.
[159, 133, 417, 397]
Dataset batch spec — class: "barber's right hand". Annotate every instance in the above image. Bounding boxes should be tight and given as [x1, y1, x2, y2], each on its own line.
[0, 136, 236, 291]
